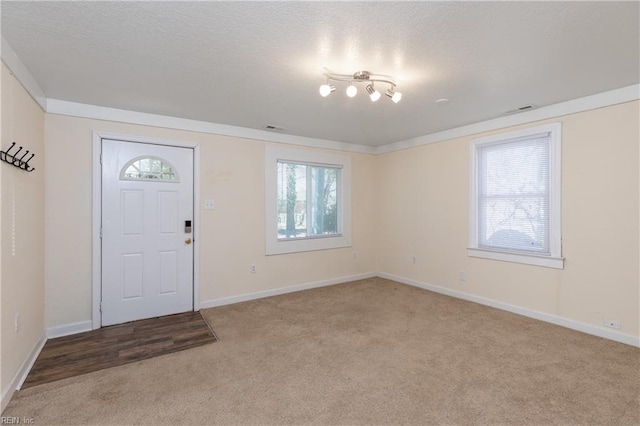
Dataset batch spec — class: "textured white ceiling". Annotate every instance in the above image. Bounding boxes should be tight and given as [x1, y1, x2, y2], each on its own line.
[2, 1, 638, 147]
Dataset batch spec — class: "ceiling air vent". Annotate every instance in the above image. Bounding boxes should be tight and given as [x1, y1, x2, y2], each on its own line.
[504, 104, 536, 115]
[263, 125, 286, 132]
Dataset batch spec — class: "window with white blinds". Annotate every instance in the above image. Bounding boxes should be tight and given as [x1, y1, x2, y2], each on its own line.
[469, 123, 564, 269]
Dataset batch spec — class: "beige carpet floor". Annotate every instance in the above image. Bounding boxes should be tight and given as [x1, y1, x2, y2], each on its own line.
[4, 277, 639, 425]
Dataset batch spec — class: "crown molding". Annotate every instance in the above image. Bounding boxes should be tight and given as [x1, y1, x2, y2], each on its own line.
[46, 99, 376, 154]
[1, 36, 47, 111]
[3, 36, 636, 155]
[375, 84, 640, 154]
[48, 83, 638, 156]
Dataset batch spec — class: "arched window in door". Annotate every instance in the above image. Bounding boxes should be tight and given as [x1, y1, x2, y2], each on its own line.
[120, 156, 180, 182]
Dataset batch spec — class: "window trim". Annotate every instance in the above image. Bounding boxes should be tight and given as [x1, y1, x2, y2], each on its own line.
[468, 122, 564, 269]
[265, 146, 351, 255]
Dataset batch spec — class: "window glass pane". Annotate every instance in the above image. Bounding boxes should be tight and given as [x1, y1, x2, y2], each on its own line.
[121, 157, 179, 182]
[277, 162, 306, 238]
[310, 166, 338, 235]
[277, 161, 339, 240]
[478, 137, 550, 254]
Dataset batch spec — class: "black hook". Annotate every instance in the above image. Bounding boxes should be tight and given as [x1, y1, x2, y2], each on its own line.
[18, 149, 30, 164]
[24, 153, 35, 172]
[11, 146, 23, 165]
[1, 142, 16, 161]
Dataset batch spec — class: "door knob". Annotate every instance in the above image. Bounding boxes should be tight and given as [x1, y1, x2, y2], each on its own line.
[185, 238, 192, 245]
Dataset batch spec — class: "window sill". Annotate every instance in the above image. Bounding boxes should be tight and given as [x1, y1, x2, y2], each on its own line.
[267, 234, 351, 255]
[467, 248, 564, 269]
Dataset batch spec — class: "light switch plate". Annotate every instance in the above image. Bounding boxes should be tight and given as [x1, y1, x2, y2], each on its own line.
[204, 200, 215, 210]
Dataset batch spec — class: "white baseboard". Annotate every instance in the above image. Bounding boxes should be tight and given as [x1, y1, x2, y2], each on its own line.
[200, 272, 377, 309]
[1, 332, 47, 413]
[378, 272, 640, 348]
[46, 320, 93, 339]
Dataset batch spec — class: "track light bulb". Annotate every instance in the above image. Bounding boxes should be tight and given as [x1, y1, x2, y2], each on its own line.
[386, 89, 403, 103]
[346, 84, 358, 98]
[366, 84, 381, 102]
[319, 84, 336, 97]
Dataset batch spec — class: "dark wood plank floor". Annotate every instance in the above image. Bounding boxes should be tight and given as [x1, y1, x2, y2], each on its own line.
[22, 311, 217, 389]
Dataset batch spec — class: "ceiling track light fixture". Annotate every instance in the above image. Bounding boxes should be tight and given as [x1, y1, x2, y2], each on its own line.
[319, 69, 402, 103]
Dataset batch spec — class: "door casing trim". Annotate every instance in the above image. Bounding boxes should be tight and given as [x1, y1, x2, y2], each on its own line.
[92, 131, 201, 329]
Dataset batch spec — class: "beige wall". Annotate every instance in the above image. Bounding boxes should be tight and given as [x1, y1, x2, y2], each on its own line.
[376, 101, 640, 338]
[42, 99, 640, 341]
[44, 115, 377, 328]
[0, 64, 45, 397]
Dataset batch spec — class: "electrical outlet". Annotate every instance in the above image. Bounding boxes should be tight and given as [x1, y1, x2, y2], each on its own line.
[459, 271, 466, 281]
[412, 256, 417, 264]
[204, 200, 215, 210]
[604, 319, 620, 330]
[14, 313, 20, 333]
[250, 264, 257, 273]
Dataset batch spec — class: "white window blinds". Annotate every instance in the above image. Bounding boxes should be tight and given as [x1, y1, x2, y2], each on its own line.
[477, 134, 550, 254]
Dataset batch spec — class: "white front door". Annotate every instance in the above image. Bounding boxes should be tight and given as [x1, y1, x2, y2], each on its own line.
[101, 139, 194, 326]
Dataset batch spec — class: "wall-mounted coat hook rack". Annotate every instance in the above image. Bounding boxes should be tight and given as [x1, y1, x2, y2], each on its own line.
[1, 142, 36, 172]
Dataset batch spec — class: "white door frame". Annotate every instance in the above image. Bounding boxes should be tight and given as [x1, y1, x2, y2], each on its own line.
[92, 131, 201, 329]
